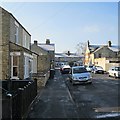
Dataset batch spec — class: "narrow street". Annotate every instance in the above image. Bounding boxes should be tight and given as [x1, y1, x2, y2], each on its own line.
[27, 69, 120, 119]
[27, 69, 79, 118]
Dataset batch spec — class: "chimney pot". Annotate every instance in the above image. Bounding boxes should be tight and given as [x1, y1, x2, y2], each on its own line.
[46, 39, 50, 44]
[34, 40, 38, 45]
[108, 41, 112, 47]
[87, 40, 90, 47]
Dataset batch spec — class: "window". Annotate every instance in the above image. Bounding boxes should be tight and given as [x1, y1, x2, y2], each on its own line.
[23, 34, 27, 48]
[11, 56, 19, 79]
[23, 31, 30, 49]
[24, 53, 33, 79]
[98, 53, 101, 58]
[15, 25, 19, 44]
[73, 67, 87, 74]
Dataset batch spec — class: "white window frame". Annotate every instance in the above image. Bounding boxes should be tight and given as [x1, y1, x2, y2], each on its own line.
[24, 53, 33, 79]
[10, 52, 21, 79]
[15, 21, 19, 44]
[15, 25, 19, 44]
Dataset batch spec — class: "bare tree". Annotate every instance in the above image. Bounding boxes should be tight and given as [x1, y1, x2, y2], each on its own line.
[75, 42, 86, 55]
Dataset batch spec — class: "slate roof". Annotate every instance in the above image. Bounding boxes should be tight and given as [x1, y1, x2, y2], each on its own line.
[38, 44, 55, 51]
[89, 45, 101, 53]
[55, 53, 84, 58]
[89, 44, 119, 53]
[108, 45, 119, 52]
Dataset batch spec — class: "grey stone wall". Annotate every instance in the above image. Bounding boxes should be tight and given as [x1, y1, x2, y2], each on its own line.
[31, 44, 51, 72]
[94, 46, 117, 58]
[37, 55, 50, 73]
[0, 7, 2, 80]
[1, 8, 10, 80]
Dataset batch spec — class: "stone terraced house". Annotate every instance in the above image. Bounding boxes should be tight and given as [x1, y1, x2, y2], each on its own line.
[31, 39, 55, 87]
[84, 40, 120, 71]
[0, 7, 35, 80]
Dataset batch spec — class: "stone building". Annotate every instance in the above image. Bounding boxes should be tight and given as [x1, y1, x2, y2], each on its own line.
[84, 40, 120, 71]
[0, 7, 34, 80]
[31, 40, 51, 73]
[38, 39, 55, 69]
[55, 52, 84, 66]
[31, 40, 55, 87]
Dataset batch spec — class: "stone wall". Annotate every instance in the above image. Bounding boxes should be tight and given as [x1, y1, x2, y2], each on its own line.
[31, 44, 51, 72]
[32, 70, 50, 89]
[37, 55, 50, 73]
[94, 46, 117, 58]
[0, 7, 2, 80]
[1, 8, 10, 80]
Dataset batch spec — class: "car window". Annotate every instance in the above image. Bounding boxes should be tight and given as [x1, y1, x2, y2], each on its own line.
[115, 67, 120, 71]
[89, 66, 93, 68]
[111, 68, 114, 71]
[73, 67, 87, 74]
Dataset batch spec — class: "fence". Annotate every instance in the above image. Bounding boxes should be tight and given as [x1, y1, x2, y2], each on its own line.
[2, 80, 37, 119]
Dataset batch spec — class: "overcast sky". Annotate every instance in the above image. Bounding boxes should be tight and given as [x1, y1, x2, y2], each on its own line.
[0, 1, 118, 53]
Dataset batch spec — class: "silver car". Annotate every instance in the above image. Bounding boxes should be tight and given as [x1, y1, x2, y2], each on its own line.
[69, 66, 92, 85]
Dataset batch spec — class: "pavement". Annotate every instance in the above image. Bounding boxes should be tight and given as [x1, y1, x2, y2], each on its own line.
[27, 69, 79, 119]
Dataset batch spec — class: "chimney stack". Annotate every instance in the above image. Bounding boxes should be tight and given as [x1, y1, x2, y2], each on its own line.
[46, 39, 50, 44]
[108, 40, 112, 47]
[34, 40, 38, 45]
[87, 40, 90, 47]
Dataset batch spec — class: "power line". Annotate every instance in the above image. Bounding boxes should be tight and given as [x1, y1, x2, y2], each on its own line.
[29, 3, 70, 32]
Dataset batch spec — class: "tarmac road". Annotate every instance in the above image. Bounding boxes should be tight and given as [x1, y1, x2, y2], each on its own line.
[65, 72, 120, 119]
[27, 69, 79, 119]
[27, 69, 120, 119]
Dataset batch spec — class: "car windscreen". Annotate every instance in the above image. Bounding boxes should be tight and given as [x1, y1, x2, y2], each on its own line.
[64, 68, 70, 71]
[73, 67, 88, 74]
[89, 66, 93, 68]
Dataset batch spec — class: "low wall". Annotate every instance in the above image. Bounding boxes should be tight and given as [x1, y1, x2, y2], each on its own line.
[32, 70, 50, 89]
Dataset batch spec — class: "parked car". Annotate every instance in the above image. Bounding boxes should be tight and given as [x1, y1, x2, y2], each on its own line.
[86, 65, 94, 72]
[108, 66, 120, 78]
[92, 66, 104, 74]
[60, 65, 71, 74]
[69, 66, 92, 85]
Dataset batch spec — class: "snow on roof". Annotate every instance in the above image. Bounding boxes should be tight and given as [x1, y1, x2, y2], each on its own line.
[108, 45, 119, 52]
[38, 44, 55, 51]
[89, 45, 101, 52]
[55, 53, 83, 58]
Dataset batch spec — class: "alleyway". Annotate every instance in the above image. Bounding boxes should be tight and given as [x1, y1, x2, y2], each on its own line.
[27, 69, 79, 118]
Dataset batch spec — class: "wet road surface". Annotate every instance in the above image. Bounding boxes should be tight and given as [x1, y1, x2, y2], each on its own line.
[27, 69, 120, 119]
[27, 69, 79, 118]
